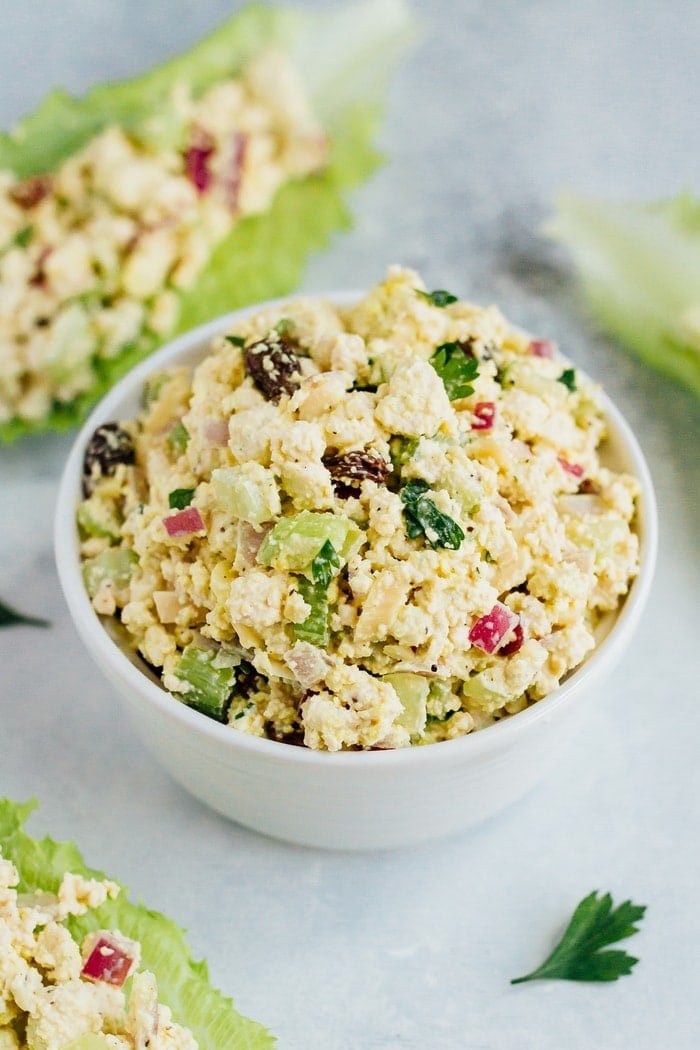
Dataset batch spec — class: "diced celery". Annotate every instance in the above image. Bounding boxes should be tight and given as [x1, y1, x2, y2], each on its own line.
[566, 517, 630, 567]
[212, 465, 279, 525]
[45, 303, 94, 383]
[76, 497, 120, 540]
[82, 548, 137, 598]
[257, 511, 363, 573]
[383, 672, 428, 735]
[462, 673, 510, 713]
[294, 577, 330, 647]
[171, 644, 239, 722]
[503, 361, 568, 402]
[141, 371, 170, 406]
[168, 421, 189, 454]
[389, 435, 419, 470]
[426, 678, 461, 719]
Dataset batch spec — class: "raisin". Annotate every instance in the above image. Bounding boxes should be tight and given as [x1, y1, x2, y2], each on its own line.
[82, 423, 135, 496]
[243, 332, 303, 402]
[323, 448, 391, 498]
[9, 175, 54, 209]
[578, 478, 601, 495]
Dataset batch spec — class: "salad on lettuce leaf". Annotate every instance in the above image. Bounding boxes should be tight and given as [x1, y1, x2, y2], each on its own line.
[0, 0, 413, 442]
[547, 190, 700, 397]
[0, 798, 275, 1049]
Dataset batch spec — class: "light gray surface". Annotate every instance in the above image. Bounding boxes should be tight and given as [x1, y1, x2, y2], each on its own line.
[1, 2, 699, 1048]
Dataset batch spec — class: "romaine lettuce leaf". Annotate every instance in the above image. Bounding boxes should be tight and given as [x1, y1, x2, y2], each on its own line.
[0, 0, 415, 442]
[546, 190, 700, 397]
[0, 798, 276, 1049]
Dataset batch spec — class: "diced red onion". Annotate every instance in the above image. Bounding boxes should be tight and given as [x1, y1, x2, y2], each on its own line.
[285, 642, 331, 689]
[81, 935, 135, 987]
[499, 622, 524, 656]
[184, 129, 215, 194]
[235, 521, 267, 569]
[472, 401, 496, 431]
[202, 419, 229, 446]
[468, 602, 520, 655]
[528, 338, 556, 359]
[163, 506, 205, 537]
[557, 455, 584, 478]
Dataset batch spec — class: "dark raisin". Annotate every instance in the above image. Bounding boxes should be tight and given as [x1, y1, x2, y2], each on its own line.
[323, 448, 391, 498]
[82, 423, 135, 496]
[235, 659, 260, 698]
[243, 332, 303, 402]
[9, 174, 54, 209]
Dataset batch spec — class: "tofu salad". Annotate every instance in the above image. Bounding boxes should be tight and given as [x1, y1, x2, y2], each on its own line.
[77, 267, 640, 752]
[0, 853, 197, 1050]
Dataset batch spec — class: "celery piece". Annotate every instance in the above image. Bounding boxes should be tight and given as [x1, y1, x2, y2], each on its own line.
[76, 497, 120, 540]
[292, 540, 340, 646]
[383, 672, 428, 735]
[257, 511, 362, 573]
[212, 465, 279, 525]
[82, 548, 137, 599]
[171, 645, 239, 722]
[389, 435, 419, 470]
[141, 372, 170, 406]
[168, 422, 189, 454]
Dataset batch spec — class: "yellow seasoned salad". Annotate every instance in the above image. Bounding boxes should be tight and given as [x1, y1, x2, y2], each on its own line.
[77, 267, 640, 751]
[0, 853, 197, 1050]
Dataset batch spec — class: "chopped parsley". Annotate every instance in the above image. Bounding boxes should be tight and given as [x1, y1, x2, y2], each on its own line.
[0, 598, 50, 629]
[415, 288, 458, 307]
[511, 891, 646, 984]
[225, 334, 246, 348]
[558, 367, 577, 392]
[430, 342, 479, 400]
[168, 488, 195, 510]
[274, 317, 293, 336]
[400, 479, 465, 550]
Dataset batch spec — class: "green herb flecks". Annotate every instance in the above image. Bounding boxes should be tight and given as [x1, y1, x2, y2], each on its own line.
[0, 598, 50, 629]
[294, 540, 340, 647]
[168, 422, 189, 454]
[558, 367, 577, 392]
[168, 488, 195, 510]
[415, 288, 458, 308]
[274, 318, 293, 336]
[400, 479, 465, 550]
[430, 342, 479, 400]
[511, 891, 647, 984]
[225, 334, 246, 348]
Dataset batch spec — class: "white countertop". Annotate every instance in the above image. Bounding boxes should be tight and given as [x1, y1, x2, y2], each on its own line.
[1, 2, 699, 1047]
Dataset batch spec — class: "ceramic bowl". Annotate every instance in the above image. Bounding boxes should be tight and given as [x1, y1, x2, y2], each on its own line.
[55, 295, 657, 850]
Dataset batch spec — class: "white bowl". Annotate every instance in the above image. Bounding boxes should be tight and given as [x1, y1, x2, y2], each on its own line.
[55, 295, 658, 850]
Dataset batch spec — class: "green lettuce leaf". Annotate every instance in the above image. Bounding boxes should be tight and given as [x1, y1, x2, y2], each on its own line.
[546, 190, 700, 397]
[0, 798, 276, 1049]
[0, 0, 415, 442]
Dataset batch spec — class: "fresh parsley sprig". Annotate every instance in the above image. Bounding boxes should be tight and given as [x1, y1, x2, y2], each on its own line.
[415, 288, 458, 307]
[400, 479, 464, 550]
[558, 367, 577, 392]
[430, 342, 479, 400]
[0, 598, 50, 629]
[511, 890, 647, 984]
[168, 488, 195, 510]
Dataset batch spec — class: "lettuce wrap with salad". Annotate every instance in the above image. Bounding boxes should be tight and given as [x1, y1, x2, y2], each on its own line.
[0, 797, 275, 1049]
[547, 190, 700, 398]
[0, 0, 413, 442]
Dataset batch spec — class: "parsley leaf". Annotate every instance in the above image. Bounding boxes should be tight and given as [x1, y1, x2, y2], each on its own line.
[0, 598, 50, 629]
[430, 342, 479, 400]
[400, 479, 465, 550]
[294, 541, 340, 646]
[168, 488, 195, 510]
[225, 334, 246, 348]
[511, 891, 646, 984]
[415, 288, 458, 307]
[558, 367, 577, 392]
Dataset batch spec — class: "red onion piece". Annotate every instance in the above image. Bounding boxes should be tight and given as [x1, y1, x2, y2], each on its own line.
[499, 622, 524, 656]
[557, 455, 585, 478]
[184, 129, 215, 194]
[528, 338, 556, 359]
[202, 419, 229, 446]
[472, 401, 496, 431]
[163, 506, 205, 537]
[468, 602, 520, 655]
[81, 936, 134, 987]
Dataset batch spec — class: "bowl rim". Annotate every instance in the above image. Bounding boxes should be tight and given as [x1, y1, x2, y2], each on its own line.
[55, 292, 658, 769]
